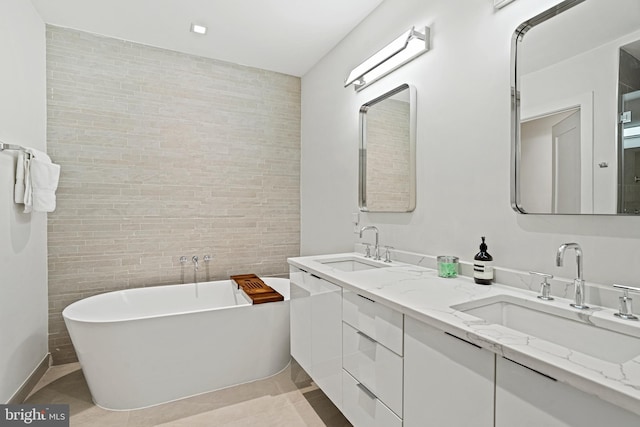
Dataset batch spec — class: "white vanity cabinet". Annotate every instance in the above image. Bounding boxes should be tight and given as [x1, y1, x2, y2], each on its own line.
[403, 317, 495, 427]
[289, 255, 640, 425]
[289, 267, 343, 409]
[495, 357, 640, 426]
[290, 267, 312, 372]
[341, 290, 404, 427]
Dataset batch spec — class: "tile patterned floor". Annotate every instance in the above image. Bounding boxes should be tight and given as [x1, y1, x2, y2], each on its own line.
[25, 361, 351, 427]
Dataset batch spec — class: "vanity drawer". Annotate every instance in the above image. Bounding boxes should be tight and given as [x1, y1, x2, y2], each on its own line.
[342, 289, 403, 355]
[342, 322, 403, 417]
[342, 370, 402, 427]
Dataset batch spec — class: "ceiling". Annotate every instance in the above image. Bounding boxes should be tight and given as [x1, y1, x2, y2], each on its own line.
[30, 0, 385, 77]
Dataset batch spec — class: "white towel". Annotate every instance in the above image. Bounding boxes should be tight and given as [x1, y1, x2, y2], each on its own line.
[21, 149, 61, 213]
[14, 151, 27, 204]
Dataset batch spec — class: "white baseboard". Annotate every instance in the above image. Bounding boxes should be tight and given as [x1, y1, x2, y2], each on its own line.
[8, 353, 50, 404]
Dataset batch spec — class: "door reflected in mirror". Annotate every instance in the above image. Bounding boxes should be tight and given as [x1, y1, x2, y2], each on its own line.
[521, 108, 582, 213]
[511, 0, 640, 214]
[359, 84, 416, 212]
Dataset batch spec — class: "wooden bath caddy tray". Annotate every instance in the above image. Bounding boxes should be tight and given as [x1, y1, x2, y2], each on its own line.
[230, 274, 284, 304]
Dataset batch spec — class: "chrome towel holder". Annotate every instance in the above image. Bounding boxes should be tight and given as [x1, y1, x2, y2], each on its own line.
[0, 141, 28, 153]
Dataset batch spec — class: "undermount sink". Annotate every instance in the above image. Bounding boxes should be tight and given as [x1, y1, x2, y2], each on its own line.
[318, 256, 387, 272]
[452, 295, 640, 364]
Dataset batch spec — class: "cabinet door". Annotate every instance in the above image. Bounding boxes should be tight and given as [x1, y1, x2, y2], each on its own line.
[496, 357, 640, 427]
[289, 267, 312, 373]
[404, 317, 494, 427]
[310, 275, 343, 410]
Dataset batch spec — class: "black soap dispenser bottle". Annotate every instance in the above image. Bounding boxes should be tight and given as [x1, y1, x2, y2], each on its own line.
[474, 237, 493, 285]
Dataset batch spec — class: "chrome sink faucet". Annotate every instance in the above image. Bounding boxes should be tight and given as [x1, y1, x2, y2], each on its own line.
[359, 226, 381, 260]
[556, 243, 589, 309]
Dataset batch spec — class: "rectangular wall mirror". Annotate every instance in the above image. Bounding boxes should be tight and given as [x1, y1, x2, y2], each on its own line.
[359, 83, 417, 212]
[511, 0, 640, 214]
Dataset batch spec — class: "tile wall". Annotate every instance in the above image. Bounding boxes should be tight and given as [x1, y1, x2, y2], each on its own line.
[366, 98, 411, 211]
[46, 26, 301, 364]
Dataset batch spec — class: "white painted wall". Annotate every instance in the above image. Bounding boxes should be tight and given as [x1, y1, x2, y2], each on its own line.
[0, 0, 48, 403]
[301, 0, 640, 287]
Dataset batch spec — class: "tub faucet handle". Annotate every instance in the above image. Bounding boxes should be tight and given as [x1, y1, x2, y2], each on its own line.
[203, 255, 212, 263]
[180, 256, 188, 264]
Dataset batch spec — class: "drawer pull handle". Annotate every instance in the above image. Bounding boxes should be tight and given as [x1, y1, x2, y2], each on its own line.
[356, 382, 378, 400]
[445, 332, 481, 349]
[357, 294, 376, 303]
[503, 357, 557, 382]
[357, 331, 376, 342]
[310, 274, 322, 280]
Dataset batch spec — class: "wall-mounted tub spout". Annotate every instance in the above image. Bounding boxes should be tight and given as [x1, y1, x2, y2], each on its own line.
[203, 255, 212, 281]
[179, 256, 188, 284]
[192, 256, 200, 296]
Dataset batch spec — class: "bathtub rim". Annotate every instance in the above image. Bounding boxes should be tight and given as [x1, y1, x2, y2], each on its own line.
[62, 277, 290, 324]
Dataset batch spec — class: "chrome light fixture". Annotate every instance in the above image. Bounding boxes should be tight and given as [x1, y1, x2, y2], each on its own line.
[344, 26, 430, 91]
[494, 0, 517, 9]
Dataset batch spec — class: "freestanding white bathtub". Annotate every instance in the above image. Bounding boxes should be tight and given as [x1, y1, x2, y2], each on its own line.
[63, 277, 290, 411]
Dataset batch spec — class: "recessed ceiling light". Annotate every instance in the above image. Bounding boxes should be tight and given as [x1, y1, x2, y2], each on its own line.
[190, 23, 208, 35]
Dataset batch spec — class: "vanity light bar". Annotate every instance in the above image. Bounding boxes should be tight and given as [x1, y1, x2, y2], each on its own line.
[344, 26, 430, 92]
[494, 0, 517, 9]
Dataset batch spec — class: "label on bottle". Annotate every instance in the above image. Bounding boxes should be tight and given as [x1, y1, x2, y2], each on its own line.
[473, 261, 494, 280]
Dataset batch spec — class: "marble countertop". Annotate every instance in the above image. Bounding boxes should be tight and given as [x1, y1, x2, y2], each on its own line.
[288, 252, 640, 417]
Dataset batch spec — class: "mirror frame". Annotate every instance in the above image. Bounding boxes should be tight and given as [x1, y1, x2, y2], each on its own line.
[510, 0, 588, 214]
[359, 83, 417, 212]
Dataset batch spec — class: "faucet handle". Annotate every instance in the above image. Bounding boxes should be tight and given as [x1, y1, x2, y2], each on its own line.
[363, 243, 372, 258]
[203, 255, 212, 262]
[613, 284, 640, 320]
[384, 246, 394, 263]
[530, 271, 554, 301]
[180, 256, 188, 264]
[613, 284, 640, 293]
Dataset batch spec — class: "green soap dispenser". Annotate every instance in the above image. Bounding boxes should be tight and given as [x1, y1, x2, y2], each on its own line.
[474, 237, 493, 285]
